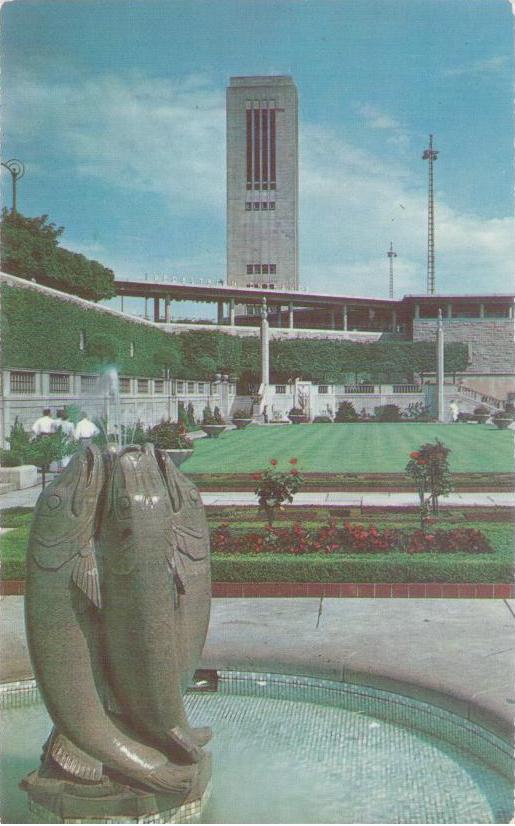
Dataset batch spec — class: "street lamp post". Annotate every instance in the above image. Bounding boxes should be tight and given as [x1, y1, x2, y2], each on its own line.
[1, 159, 25, 214]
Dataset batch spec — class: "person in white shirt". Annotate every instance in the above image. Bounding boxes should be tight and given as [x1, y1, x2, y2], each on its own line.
[32, 409, 56, 437]
[74, 412, 100, 442]
[56, 409, 76, 468]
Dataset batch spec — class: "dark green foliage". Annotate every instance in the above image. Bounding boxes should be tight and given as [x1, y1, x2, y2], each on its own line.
[1, 282, 470, 383]
[375, 404, 401, 422]
[1, 284, 183, 378]
[146, 420, 192, 449]
[177, 401, 189, 427]
[211, 552, 510, 583]
[186, 402, 196, 427]
[312, 415, 333, 423]
[334, 401, 358, 422]
[86, 334, 118, 363]
[1, 209, 115, 301]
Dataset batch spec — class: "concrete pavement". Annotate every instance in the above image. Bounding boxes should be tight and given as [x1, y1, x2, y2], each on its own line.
[2, 595, 514, 741]
[1, 483, 513, 510]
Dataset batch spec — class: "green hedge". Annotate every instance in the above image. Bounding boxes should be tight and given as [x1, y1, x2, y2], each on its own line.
[1, 282, 469, 383]
[1, 284, 182, 378]
[211, 552, 511, 583]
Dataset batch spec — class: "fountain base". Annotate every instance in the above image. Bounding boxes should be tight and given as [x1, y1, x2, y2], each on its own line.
[21, 753, 212, 824]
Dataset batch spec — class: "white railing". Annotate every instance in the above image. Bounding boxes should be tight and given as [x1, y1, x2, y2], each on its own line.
[456, 384, 503, 409]
[392, 384, 422, 393]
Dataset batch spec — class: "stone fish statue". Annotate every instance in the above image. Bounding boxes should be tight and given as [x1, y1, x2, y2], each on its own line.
[22, 443, 212, 819]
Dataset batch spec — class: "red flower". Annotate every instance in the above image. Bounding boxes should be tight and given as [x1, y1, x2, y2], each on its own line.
[289, 457, 298, 465]
[409, 451, 420, 459]
[251, 472, 262, 480]
[270, 459, 278, 466]
[291, 469, 299, 476]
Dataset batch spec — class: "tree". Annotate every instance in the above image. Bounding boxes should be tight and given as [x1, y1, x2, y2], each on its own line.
[1, 209, 116, 301]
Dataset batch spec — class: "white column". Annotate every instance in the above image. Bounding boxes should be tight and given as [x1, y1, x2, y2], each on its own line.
[479, 303, 485, 319]
[260, 298, 270, 387]
[392, 310, 397, 331]
[144, 297, 149, 320]
[343, 304, 348, 331]
[121, 296, 124, 313]
[414, 303, 420, 320]
[437, 308, 445, 422]
[288, 302, 294, 329]
[229, 298, 235, 327]
[165, 298, 171, 323]
[446, 303, 452, 319]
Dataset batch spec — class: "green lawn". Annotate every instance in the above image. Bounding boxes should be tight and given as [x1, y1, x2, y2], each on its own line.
[183, 423, 513, 474]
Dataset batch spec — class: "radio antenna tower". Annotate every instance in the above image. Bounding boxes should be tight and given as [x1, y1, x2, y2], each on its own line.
[422, 134, 439, 295]
[387, 242, 397, 299]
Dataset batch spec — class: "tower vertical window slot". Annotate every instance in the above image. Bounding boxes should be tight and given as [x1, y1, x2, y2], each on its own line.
[246, 107, 252, 188]
[253, 107, 261, 186]
[270, 108, 276, 187]
[262, 108, 268, 186]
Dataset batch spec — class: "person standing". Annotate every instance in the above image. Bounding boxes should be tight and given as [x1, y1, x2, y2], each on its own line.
[32, 409, 56, 438]
[56, 409, 75, 468]
[74, 412, 100, 443]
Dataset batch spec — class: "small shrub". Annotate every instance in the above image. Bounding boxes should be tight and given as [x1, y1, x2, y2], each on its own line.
[146, 419, 192, 450]
[253, 458, 304, 525]
[312, 415, 333, 423]
[232, 408, 252, 419]
[334, 401, 358, 422]
[375, 404, 401, 422]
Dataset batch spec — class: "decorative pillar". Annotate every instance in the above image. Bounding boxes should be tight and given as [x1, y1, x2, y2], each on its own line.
[260, 297, 270, 388]
[414, 303, 420, 320]
[153, 296, 160, 322]
[217, 300, 224, 325]
[120, 296, 124, 313]
[479, 303, 485, 319]
[391, 309, 397, 332]
[446, 303, 452, 319]
[288, 302, 294, 329]
[165, 298, 171, 323]
[509, 304, 513, 320]
[330, 310, 335, 330]
[229, 298, 235, 327]
[343, 304, 348, 331]
[144, 297, 149, 320]
[437, 308, 445, 423]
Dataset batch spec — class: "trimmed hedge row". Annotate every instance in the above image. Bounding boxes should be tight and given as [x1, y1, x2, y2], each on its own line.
[1, 282, 469, 383]
[211, 552, 511, 583]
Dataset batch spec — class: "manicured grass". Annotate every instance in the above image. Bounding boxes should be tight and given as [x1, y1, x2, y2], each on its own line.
[183, 423, 514, 474]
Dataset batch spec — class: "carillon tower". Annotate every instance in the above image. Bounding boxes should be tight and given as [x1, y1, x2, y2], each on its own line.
[226, 76, 299, 292]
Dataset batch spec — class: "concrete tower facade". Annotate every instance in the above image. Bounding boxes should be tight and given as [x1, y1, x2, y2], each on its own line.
[226, 76, 299, 293]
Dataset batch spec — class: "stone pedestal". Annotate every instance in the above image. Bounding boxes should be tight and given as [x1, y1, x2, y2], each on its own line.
[22, 753, 212, 824]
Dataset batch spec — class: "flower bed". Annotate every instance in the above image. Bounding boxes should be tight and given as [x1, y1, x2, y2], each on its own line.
[211, 520, 494, 556]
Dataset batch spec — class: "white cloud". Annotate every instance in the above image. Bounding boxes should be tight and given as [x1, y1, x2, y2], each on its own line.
[7, 69, 513, 296]
[442, 55, 509, 77]
[299, 122, 513, 296]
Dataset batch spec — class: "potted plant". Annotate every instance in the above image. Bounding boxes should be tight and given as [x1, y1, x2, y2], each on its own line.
[201, 405, 226, 438]
[473, 405, 490, 424]
[231, 407, 253, 430]
[492, 408, 514, 430]
[288, 406, 307, 424]
[146, 420, 193, 467]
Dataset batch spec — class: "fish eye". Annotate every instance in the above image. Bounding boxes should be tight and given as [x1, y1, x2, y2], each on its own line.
[46, 494, 61, 510]
[117, 495, 131, 511]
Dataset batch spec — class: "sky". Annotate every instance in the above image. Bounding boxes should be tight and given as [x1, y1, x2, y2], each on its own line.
[1, 0, 513, 318]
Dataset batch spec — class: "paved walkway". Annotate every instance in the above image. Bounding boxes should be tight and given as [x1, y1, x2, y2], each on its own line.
[2, 596, 514, 741]
[0, 484, 513, 510]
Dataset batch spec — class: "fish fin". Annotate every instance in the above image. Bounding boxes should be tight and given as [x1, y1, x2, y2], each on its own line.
[102, 680, 124, 716]
[72, 544, 102, 608]
[50, 733, 103, 782]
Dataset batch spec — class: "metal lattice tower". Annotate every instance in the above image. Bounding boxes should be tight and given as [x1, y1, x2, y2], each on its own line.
[387, 242, 397, 299]
[422, 134, 439, 295]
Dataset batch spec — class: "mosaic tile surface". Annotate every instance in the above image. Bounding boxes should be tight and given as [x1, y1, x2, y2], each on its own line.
[1, 677, 512, 824]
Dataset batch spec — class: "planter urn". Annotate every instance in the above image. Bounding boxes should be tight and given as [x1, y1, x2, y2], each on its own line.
[201, 424, 226, 438]
[493, 418, 512, 430]
[232, 418, 253, 430]
[475, 414, 489, 424]
[165, 448, 194, 467]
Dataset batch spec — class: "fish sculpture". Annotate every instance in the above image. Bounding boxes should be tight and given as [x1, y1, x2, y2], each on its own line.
[99, 445, 211, 764]
[24, 443, 211, 802]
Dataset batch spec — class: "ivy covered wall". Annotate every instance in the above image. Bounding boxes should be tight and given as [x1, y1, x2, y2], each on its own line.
[1, 282, 470, 382]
